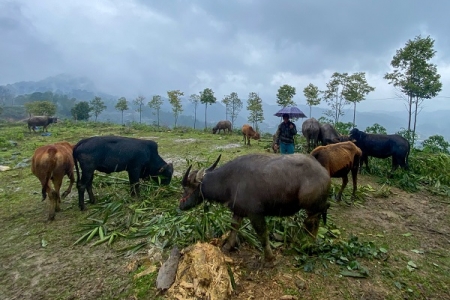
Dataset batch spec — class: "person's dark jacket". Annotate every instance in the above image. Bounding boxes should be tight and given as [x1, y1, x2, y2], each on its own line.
[276, 121, 297, 145]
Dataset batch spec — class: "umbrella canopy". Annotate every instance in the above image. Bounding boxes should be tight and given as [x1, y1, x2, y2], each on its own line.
[274, 106, 307, 119]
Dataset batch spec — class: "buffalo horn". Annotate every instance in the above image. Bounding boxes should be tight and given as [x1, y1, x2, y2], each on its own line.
[182, 165, 192, 185]
[195, 168, 206, 182]
[206, 154, 222, 172]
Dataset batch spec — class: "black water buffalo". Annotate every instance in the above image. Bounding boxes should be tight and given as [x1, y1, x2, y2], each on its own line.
[349, 128, 410, 173]
[180, 154, 331, 261]
[318, 123, 350, 146]
[73, 136, 173, 210]
[302, 118, 320, 152]
[28, 116, 58, 132]
[212, 120, 232, 134]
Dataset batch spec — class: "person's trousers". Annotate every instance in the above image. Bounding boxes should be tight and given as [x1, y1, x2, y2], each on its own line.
[280, 142, 294, 154]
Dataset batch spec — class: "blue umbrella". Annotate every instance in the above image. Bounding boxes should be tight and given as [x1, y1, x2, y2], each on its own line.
[274, 106, 307, 119]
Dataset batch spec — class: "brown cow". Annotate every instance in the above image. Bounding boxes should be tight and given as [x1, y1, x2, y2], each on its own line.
[242, 124, 260, 145]
[311, 141, 362, 203]
[31, 141, 75, 220]
[28, 116, 58, 132]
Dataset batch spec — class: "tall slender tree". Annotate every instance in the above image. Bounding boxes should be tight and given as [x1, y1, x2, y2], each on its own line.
[225, 92, 242, 128]
[167, 90, 184, 128]
[200, 88, 216, 129]
[276, 84, 296, 108]
[343, 73, 375, 128]
[247, 92, 264, 130]
[323, 72, 349, 124]
[222, 95, 231, 120]
[303, 83, 321, 118]
[148, 95, 163, 127]
[115, 97, 129, 125]
[189, 93, 200, 129]
[133, 95, 146, 123]
[89, 96, 107, 122]
[384, 35, 442, 144]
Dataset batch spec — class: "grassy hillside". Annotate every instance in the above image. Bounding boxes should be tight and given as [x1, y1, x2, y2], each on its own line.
[0, 121, 449, 299]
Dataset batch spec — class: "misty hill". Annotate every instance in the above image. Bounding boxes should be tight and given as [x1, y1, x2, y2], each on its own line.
[1, 74, 448, 141]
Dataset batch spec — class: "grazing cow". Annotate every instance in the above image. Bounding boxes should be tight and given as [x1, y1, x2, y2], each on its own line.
[28, 116, 58, 132]
[31, 141, 75, 221]
[311, 141, 362, 203]
[241, 124, 260, 145]
[180, 154, 331, 261]
[73, 136, 174, 211]
[349, 128, 410, 173]
[302, 118, 321, 152]
[318, 123, 350, 146]
[212, 120, 232, 134]
[271, 133, 279, 153]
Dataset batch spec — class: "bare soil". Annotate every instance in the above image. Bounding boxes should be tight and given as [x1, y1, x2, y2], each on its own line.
[1, 173, 449, 300]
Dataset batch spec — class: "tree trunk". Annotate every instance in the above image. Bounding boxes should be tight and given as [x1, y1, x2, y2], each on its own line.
[157, 109, 160, 127]
[121, 111, 124, 125]
[353, 102, 357, 128]
[407, 94, 412, 132]
[139, 106, 142, 124]
[309, 105, 312, 118]
[412, 96, 419, 146]
[194, 107, 197, 129]
[204, 104, 207, 129]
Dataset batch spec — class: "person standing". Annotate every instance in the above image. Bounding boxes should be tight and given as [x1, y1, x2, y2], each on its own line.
[275, 113, 298, 154]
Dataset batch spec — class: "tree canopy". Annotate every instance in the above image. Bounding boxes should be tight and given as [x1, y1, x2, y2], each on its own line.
[133, 95, 146, 123]
[384, 35, 442, 144]
[276, 84, 296, 108]
[115, 97, 128, 125]
[149, 95, 164, 127]
[200, 88, 216, 129]
[90, 96, 107, 122]
[167, 90, 184, 128]
[247, 92, 264, 130]
[303, 83, 321, 118]
[24, 101, 57, 117]
[71, 101, 91, 121]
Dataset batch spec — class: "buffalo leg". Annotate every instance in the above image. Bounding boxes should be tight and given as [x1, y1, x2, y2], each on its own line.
[128, 170, 141, 197]
[351, 167, 358, 203]
[336, 175, 348, 202]
[304, 213, 320, 238]
[77, 170, 95, 210]
[222, 214, 243, 252]
[62, 169, 75, 199]
[48, 190, 59, 221]
[86, 175, 96, 204]
[52, 172, 64, 212]
[249, 215, 274, 261]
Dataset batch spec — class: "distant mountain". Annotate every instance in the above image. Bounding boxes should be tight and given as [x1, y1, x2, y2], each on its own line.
[2, 74, 117, 103]
[1, 74, 449, 141]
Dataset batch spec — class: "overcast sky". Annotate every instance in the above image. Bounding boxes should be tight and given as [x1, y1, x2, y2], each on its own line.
[1, 0, 450, 112]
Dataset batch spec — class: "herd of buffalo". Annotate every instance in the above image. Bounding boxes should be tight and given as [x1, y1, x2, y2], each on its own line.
[29, 116, 410, 261]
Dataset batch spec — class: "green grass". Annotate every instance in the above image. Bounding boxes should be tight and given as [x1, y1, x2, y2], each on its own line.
[0, 121, 449, 300]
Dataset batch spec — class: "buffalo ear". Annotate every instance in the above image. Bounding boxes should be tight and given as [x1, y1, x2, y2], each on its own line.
[206, 154, 221, 172]
[182, 165, 192, 185]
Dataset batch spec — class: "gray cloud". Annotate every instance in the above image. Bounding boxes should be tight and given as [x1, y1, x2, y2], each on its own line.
[1, 0, 449, 112]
